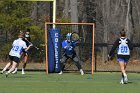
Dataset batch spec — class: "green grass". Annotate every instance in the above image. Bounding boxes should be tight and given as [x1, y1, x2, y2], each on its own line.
[0, 72, 140, 93]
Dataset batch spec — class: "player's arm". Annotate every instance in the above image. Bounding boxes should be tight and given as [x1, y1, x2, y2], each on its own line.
[127, 39, 133, 50]
[26, 44, 33, 51]
[62, 40, 73, 51]
[62, 40, 67, 49]
[22, 42, 32, 52]
[23, 38, 32, 45]
[109, 39, 119, 57]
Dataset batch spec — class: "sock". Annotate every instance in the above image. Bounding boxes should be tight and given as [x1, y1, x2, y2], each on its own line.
[80, 69, 83, 72]
[2, 67, 7, 72]
[123, 73, 127, 77]
[7, 71, 11, 74]
[22, 68, 24, 72]
[13, 68, 17, 72]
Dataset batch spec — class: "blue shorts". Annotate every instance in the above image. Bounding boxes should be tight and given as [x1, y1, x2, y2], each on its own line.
[117, 57, 129, 63]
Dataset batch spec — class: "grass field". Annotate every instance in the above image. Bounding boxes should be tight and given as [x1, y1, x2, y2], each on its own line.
[0, 72, 140, 93]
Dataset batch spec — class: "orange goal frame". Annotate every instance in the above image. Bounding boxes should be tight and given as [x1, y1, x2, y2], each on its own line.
[45, 22, 95, 75]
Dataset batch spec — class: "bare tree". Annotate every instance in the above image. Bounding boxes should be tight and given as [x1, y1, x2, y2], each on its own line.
[31, 2, 38, 25]
[70, 0, 78, 32]
[63, 0, 69, 18]
[125, 0, 133, 40]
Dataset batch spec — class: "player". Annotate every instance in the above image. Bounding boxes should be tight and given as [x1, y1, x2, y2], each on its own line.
[108, 29, 133, 84]
[59, 33, 84, 75]
[0, 33, 32, 77]
[12, 29, 31, 74]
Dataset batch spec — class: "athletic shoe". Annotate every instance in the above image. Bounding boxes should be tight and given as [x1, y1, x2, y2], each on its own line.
[12, 71, 17, 74]
[120, 78, 124, 84]
[22, 71, 25, 75]
[0, 71, 4, 74]
[80, 69, 84, 75]
[124, 75, 128, 84]
[58, 71, 63, 75]
[5, 72, 9, 78]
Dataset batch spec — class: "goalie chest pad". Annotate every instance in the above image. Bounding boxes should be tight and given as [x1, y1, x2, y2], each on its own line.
[117, 38, 130, 55]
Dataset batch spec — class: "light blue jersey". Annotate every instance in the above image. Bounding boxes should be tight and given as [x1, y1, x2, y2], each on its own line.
[9, 38, 27, 58]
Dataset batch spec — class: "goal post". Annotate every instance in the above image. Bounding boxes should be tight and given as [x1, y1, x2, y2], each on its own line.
[45, 22, 95, 75]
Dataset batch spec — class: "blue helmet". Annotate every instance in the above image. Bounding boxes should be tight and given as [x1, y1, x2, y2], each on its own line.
[66, 33, 72, 41]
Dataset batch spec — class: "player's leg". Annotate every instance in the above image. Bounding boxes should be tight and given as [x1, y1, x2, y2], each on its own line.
[59, 55, 68, 74]
[5, 61, 18, 77]
[12, 52, 24, 74]
[72, 56, 84, 75]
[123, 62, 128, 83]
[119, 61, 126, 84]
[22, 52, 28, 74]
[5, 56, 19, 77]
[1, 55, 13, 74]
[0, 62, 12, 74]
[12, 64, 19, 74]
[118, 58, 128, 84]
[123, 58, 129, 83]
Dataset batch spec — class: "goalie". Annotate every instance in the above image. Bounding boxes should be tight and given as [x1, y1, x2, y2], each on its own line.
[59, 33, 84, 75]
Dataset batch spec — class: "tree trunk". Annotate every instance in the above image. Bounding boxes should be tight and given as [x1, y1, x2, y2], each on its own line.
[102, 0, 110, 63]
[70, 0, 80, 58]
[125, 0, 131, 39]
[63, 0, 69, 18]
[31, 2, 38, 25]
[70, 0, 78, 23]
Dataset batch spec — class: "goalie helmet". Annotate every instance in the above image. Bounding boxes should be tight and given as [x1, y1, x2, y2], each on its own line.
[66, 33, 72, 41]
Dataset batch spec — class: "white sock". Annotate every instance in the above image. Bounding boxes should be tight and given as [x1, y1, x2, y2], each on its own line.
[123, 73, 127, 77]
[13, 68, 17, 72]
[80, 69, 83, 72]
[22, 68, 24, 72]
[7, 71, 11, 74]
[2, 67, 8, 72]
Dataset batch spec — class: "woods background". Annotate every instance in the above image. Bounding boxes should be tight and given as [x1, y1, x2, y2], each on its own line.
[0, 0, 140, 71]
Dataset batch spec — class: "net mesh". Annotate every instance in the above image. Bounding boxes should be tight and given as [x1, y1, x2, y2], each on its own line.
[46, 23, 94, 73]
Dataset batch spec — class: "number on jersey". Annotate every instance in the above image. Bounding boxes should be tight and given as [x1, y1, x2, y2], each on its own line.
[12, 46, 19, 52]
[120, 46, 128, 53]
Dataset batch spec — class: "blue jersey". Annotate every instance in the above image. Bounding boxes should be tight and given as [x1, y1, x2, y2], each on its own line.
[62, 40, 77, 55]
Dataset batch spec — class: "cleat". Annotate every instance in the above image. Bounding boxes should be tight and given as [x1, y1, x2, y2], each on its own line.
[0, 71, 4, 74]
[120, 78, 124, 84]
[80, 69, 84, 75]
[22, 71, 25, 75]
[124, 75, 128, 84]
[58, 71, 63, 75]
[12, 71, 17, 74]
[5, 73, 9, 78]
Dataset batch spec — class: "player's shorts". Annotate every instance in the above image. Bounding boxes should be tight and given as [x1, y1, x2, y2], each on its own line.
[117, 57, 129, 63]
[9, 55, 20, 63]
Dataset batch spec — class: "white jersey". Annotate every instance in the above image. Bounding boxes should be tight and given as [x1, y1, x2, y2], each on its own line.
[117, 38, 130, 55]
[9, 38, 27, 58]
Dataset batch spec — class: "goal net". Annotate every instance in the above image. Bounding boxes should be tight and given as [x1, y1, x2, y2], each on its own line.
[45, 23, 95, 74]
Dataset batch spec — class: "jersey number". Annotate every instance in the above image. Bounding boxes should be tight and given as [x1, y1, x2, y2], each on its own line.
[121, 46, 128, 53]
[12, 46, 19, 51]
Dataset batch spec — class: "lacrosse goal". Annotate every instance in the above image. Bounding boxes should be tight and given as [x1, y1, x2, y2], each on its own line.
[45, 22, 95, 74]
